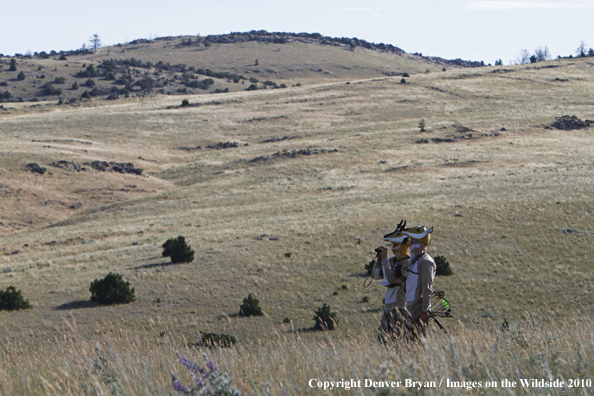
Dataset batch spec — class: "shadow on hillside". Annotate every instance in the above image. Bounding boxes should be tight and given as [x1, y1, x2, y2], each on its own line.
[288, 327, 320, 334]
[351, 272, 369, 278]
[55, 300, 101, 310]
[357, 307, 382, 314]
[217, 313, 240, 320]
[130, 261, 175, 270]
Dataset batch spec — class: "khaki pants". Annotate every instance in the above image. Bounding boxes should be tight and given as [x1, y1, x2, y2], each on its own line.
[406, 305, 427, 340]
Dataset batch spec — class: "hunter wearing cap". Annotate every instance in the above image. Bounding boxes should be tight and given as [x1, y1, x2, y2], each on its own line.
[402, 226, 435, 337]
[373, 220, 411, 339]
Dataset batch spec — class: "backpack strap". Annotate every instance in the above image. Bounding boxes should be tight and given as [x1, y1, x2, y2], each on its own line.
[407, 253, 427, 275]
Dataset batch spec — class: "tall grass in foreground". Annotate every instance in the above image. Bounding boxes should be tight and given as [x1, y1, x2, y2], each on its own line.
[1, 316, 593, 395]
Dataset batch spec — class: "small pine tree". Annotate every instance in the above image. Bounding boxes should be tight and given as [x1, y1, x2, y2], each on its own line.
[162, 236, 195, 264]
[435, 255, 453, 276]
[181, 98, 190, 107]
[9, 64, 17, 72]
[313, 304, 338, 330]
[418, 119, 426, 132]
[0, 286, 32, 311]
[239, 294, 263, 317]
[17, 71, 26, 80]
[81, 90, 91, 99]
[89, 272, 136, 305]
[71, 82, 79, 90]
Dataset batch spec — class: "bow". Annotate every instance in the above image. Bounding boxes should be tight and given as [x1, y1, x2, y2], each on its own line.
[429, 290, 452, 334]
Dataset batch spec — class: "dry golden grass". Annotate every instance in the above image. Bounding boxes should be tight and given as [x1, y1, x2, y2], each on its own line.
[0, 56, 593, 394]
[0, 315, 592, 395]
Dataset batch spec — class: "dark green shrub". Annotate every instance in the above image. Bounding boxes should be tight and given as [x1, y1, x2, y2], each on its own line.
[249, 77, 259, 83]
[135, 77, 154, 91]
[89, 87, 109, 96]
[81, 90, 91, 99]
[59, 54, 67, 60]
[332, 290, 339, 295]
[114, 75, 130, 85]
[17, 71, 26, 80]
[246, 84, 258, 91]
[284, 252, 292, 258]
[313, 304, 338, 330]
[162, 236, 195, 264]
[71, 82, 79, 90]
[402, 72, 410, 77]
[341, 285, 348, 290]
[89, 272, 136, 305]
[401, 78, 406, 84]
[435, 255, 453, 276]
[283, 317, 291, 324]
[53, 77, 66, 84]
[9, 64, 17, 72]
[75, 64, 99, 78]
[361, 296, 369, 303]
[0, 286, 32, 311]
[42, 84, 62, 95]
[0, 81, 8, 86]
[84, 79, 96, 87]
[2, 90, 11, 99]
[201, 332, 237, 347]
[181, 98, 190, 107]
[239, 294, 263, 317]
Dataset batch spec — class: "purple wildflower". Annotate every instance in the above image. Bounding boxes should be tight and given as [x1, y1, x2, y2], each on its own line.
[179, 356, 207, 376]
[206, 359, 218, 372]
[194, 376, 206, 386]
[172, 374, 189, 394]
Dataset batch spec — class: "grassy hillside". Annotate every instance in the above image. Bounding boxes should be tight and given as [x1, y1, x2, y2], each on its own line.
[0, 55, 593, 393]
[0, 32, 472, 103]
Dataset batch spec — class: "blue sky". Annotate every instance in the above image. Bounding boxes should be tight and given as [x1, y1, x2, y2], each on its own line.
[2, 0, 593, 64]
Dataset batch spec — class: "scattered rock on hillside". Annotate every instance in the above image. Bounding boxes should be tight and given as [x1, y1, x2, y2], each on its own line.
[26, 163, 46, 174]
[207, 142, 240, 150]
[416, 132, 500, 144]
[50, 160, 86, 172]
[454, 124, 475, 133]
[249, 148, 338, 163]
[87, 161, 110, 171]
[85, 161, 143, 175]
[178, 146, 202, 151]
[560, 228, 589, 235]
[550, 115, 593, 130]
[260, 135, 301, 144]
[112, 163, 143, 174]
